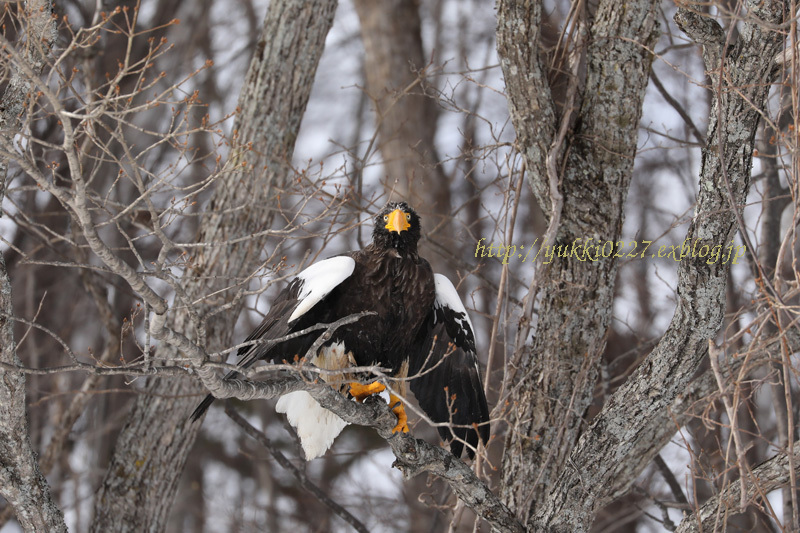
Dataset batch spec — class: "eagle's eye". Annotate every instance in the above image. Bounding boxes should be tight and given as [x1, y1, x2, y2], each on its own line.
[383, 215, 389, 222]
[405, 213, 411, 221]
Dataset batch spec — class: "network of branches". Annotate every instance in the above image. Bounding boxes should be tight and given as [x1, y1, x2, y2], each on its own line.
[0, 0, 798, 532]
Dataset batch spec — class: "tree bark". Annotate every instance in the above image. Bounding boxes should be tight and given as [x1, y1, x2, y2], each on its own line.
[89, 1, 338, 531]
[497, 0, 660, 527]
[352, 0, 453, 243]
[498, 0, 789, 531]
[496, 1, 557, 214]
[0, 2, 66, 531]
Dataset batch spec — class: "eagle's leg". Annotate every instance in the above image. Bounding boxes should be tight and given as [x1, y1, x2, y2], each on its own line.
[389, 394, 409, 433]
[349, 381, 385, 402]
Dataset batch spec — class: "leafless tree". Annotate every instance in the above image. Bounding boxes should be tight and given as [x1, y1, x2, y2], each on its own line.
[0, 0, 798, 532]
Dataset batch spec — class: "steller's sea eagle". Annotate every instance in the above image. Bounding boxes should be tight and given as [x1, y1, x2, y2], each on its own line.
[190, 201, 490, 460]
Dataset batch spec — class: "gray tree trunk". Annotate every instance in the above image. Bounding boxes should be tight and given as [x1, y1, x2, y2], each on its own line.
[0, 2, 66, 532]
[352, 0, 453, 249]
[89, 1, 338, 531]
[497, 0, 660, 525]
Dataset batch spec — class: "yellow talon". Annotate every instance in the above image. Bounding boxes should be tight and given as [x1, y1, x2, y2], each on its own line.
[389, 394, 409, 434]
[349, 381, 386, 402]
[348, 383, 408, 433]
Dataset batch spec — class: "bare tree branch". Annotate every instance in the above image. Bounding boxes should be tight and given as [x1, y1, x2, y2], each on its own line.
[225, 405, 371, 533]
[675, 441, 800, 533]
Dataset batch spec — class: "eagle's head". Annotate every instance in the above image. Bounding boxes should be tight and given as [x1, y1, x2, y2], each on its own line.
[372, 201, 422, 254]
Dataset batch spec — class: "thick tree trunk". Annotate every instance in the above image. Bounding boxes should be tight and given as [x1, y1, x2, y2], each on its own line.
[89, 1, 338, 531]
[352, 0, 452, 245]
[0, 2, 66, 531]
[497, 0, 660, 527]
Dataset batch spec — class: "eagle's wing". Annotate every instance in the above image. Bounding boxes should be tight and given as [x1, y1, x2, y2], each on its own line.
[190, 256, 356, 421]
[409, 274, 490, 458]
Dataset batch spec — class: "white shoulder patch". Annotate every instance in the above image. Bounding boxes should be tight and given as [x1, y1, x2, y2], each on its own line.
[288, 256, 355, 322]
[433, 273, 475, 333]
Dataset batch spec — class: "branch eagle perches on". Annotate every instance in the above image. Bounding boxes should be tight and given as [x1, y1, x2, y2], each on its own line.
[165, 308, 524, 533]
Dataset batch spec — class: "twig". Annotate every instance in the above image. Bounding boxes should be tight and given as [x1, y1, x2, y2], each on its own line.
[707, 340, 748, 510]
[649, 70, 705, 146]
[484, 163, 524, 396]
[0, 361, 191, 377]
[189, 312, 375, 403]
[675, 439, 800, 533]
[224, 406, 370, 533]
[654, 454, 689, 506]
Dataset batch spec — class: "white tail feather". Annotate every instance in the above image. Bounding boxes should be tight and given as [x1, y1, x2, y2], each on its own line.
[276, 391, 347, 460]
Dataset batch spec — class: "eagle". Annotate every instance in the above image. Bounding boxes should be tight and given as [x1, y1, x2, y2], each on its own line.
[190, 201, 490, 460]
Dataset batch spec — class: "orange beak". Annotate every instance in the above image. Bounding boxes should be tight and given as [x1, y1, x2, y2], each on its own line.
[385, 208, 411, 233]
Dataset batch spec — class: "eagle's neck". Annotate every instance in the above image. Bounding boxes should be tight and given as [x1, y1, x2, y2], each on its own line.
[367, 242, 419, 262]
